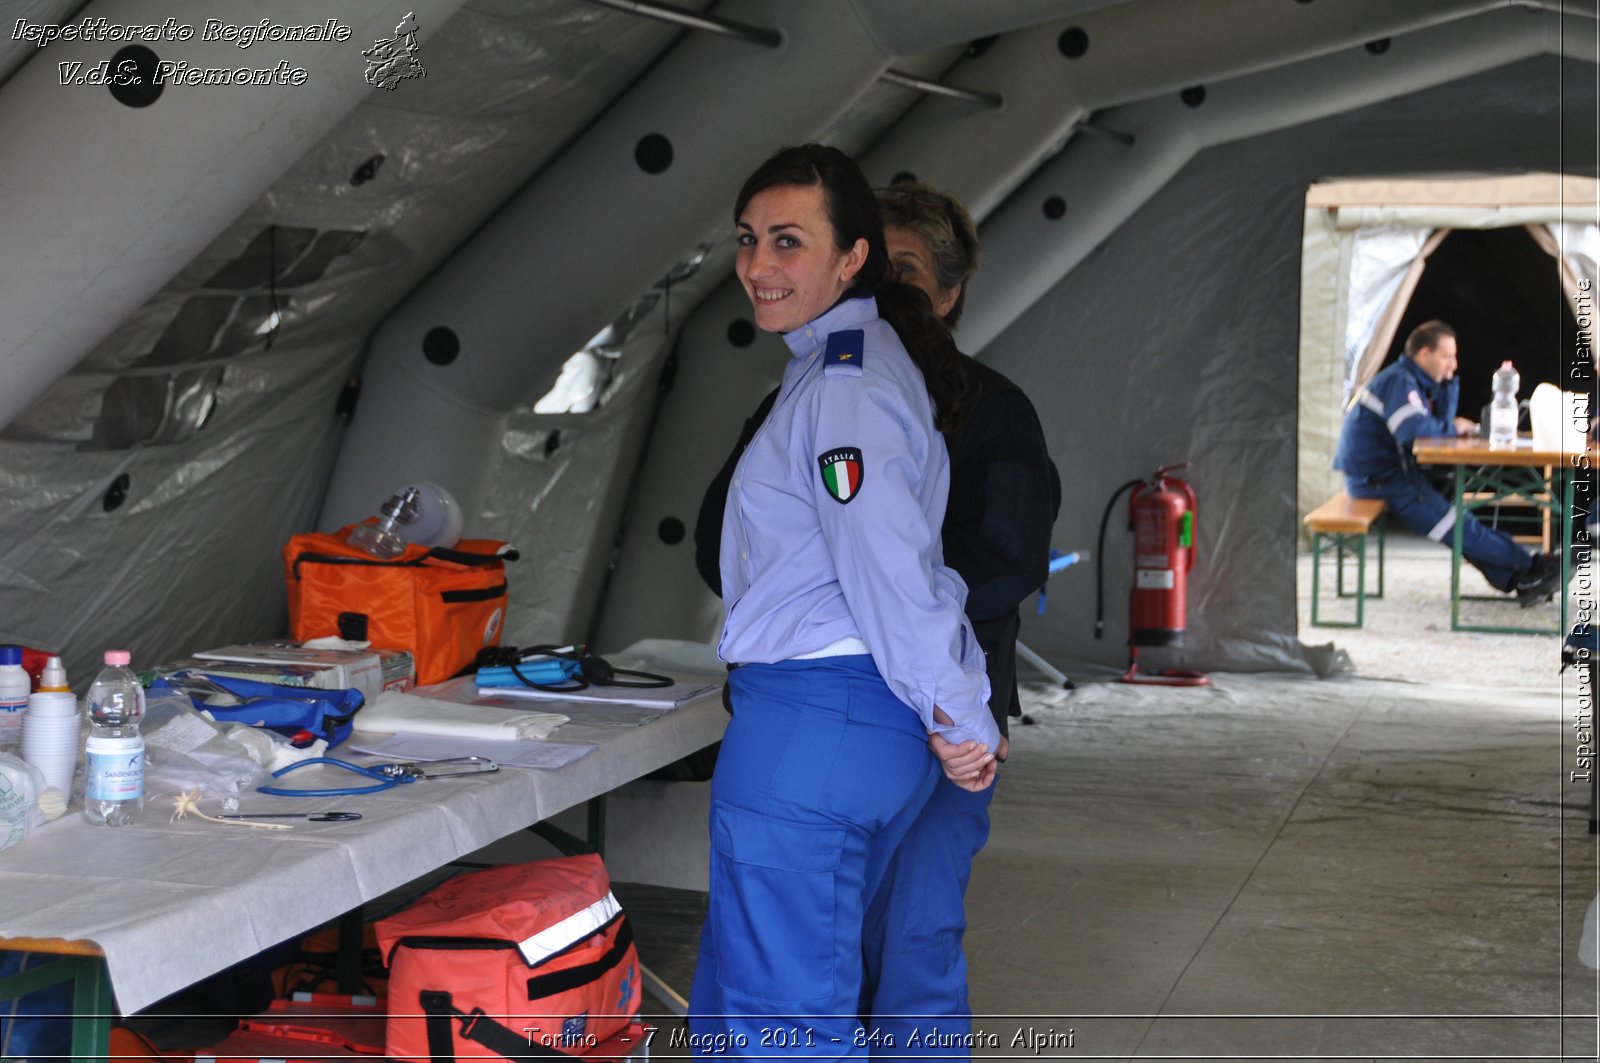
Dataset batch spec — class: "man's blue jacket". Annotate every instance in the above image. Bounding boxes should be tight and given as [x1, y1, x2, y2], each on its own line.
[1334, 355, 1459, 486]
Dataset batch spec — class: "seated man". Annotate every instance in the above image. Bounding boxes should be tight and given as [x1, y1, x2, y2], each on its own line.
[1334, 319, 1561, 607]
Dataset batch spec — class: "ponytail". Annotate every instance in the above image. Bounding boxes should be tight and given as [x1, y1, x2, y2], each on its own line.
[874, 282, 970, 435]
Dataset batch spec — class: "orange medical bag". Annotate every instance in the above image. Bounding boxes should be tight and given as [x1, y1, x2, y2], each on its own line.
[375, 855, 641, 1063]
[284, 528, 515, 685]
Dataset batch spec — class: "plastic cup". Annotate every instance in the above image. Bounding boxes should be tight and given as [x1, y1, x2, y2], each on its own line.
[21, 717, 78, 743]
[21, 742, 76, 796]
[21, 733, 78, 756]
[24, 691, 78, 716]
[22, 694, 81, 794]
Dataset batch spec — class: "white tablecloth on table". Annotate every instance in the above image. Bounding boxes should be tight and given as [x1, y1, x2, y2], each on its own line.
[0, 683, 725, 1015]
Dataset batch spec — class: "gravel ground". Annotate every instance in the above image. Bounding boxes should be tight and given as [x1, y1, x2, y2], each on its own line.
[1295, 526, 1586, 690]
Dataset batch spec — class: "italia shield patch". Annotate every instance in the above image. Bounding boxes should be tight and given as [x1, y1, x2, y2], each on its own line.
[818, 447, 864, 504]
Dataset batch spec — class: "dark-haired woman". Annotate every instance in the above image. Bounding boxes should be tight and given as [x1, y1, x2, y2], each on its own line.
[687, 145, 999, 1051]
[696, 178, 1059, 1055]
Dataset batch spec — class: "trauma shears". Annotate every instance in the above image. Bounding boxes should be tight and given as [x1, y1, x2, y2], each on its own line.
[218, 810, 363, 821]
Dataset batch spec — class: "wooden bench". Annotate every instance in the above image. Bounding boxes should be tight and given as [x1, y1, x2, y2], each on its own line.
[1304, 491, 1387, 627]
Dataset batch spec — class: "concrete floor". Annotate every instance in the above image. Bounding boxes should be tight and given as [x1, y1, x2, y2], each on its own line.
[928, 531, 1594, 1060]
[465, 530, 1600, 1060]
[977, 670, 1593, 1060]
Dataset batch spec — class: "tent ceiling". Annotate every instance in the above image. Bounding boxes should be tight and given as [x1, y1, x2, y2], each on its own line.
[0, 0, 1594, 676]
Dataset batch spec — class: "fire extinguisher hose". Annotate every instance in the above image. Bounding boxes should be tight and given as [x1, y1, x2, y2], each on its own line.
[1094, 477, 1147, 640]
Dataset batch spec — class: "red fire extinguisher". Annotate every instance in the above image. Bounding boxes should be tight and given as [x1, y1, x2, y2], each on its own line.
[1095, 462, 1209, 686]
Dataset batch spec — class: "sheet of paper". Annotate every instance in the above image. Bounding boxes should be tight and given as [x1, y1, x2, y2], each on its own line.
[473, 697, 667, 728]
[475, 677, 718, 709]
[348, 732, 595, 770]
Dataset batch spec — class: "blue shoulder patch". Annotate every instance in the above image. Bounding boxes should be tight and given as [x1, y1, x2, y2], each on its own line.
[823, 329, 865, 376]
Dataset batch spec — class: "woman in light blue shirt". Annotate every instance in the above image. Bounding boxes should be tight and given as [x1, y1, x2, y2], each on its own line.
[688, 144, 998, 1054]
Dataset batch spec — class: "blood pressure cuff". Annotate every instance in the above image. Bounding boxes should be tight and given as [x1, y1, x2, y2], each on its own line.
[376, 854, 640, 1062]
[284, 528, 516, 685]
[151, 672, 364, 749]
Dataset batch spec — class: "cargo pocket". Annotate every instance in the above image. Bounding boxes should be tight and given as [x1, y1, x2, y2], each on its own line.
[709, 803, 845, 1004]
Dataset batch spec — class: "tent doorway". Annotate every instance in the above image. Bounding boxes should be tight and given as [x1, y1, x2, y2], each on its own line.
[1385, 226, 1579, 421]
[1294, 174, 1598, 642]
[1297, 173, 1599, 528]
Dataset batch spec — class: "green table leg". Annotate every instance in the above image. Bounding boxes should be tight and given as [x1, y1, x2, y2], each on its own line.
[68, 955, 113, 1062]
[0, 952, 113, 1062]
[1449, 463, 1561, 636]
[1451, 470, 1465, 631]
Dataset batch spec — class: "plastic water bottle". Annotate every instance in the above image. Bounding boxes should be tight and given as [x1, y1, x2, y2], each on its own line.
[1489, 360, 1520, 448]
[0, 645, 28, 755]
[82, 650, 145, 827]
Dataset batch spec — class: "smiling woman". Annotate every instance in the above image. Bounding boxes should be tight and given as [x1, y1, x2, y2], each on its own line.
[735, 183, 866, 335]
[688, 144, 1000, 1054]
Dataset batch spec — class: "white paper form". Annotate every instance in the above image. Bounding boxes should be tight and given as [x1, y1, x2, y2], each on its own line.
[474, 677, 718, 709]
[348, 732, 595, 770]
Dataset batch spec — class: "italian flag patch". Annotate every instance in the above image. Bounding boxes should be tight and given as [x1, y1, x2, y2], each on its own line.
[818, 447, 864, 504]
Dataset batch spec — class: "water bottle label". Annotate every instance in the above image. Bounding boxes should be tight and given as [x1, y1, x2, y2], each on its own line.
[86, 747, 144, 801]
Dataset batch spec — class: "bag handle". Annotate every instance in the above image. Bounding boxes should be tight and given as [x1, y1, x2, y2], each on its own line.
[419, 990, 567, 1062]
[524, 915, 634, 1000]
[291, 542, 518, 580]
[426, 544, 520, 566]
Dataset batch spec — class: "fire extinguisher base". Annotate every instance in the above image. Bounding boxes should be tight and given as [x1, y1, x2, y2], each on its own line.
[1119, 665, 1211, 687]
[1120, 646, 1210, 687]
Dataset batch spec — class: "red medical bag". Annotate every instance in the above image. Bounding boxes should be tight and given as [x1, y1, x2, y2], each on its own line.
[284, 528, 514, 685]
[375, 855, 641, 1063]
[237, 992, 386, 1054]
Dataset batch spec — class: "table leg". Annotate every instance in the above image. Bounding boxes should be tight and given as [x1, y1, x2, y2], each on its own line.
[529, 795, 607, 856]
[336, 907, 366, 995]
[67, 955, 113, 1062]
[1451, 471, 1465, 632]
[1450, 463, 1561, 636]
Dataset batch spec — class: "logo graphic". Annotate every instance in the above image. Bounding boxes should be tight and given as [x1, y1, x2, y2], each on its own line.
[617, 962, 636, 1010]
[818, 447, 864, 504]
[363, 12, 424, 91]
[560, 1014, 589, 1046]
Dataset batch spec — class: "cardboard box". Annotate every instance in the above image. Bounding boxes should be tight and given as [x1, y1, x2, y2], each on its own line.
[180, 641, 414, 703]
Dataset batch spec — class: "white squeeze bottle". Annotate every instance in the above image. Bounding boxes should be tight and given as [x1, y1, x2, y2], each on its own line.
[1489, 360, 1519, 448]
[0, 645, 28, 754]
[82, 650, 146, 826]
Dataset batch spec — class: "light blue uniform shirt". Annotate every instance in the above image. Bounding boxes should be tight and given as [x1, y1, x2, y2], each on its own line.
[718, 294, 998, 749]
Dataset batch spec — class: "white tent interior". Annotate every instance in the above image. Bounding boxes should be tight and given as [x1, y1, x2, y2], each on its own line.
[0, 0, 1595, 684]
[2, 2, 1600, 1052]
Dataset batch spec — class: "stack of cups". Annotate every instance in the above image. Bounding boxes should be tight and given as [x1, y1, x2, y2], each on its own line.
[22, 690, 79, 817]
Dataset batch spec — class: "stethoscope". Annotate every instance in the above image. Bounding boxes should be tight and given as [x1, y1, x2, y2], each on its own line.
[256, 756, 498, 798]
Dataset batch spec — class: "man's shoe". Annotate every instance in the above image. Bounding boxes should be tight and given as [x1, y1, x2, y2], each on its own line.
[1516, 552, 1562, 608]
